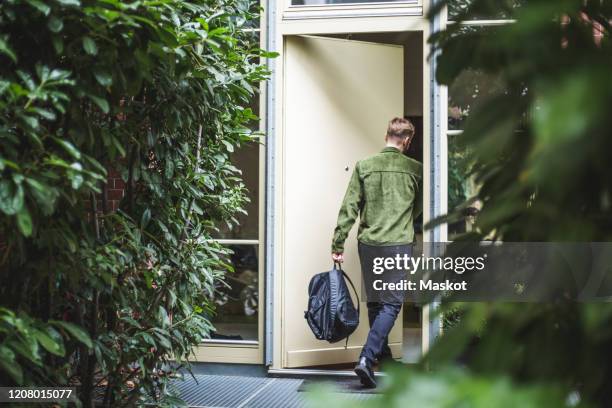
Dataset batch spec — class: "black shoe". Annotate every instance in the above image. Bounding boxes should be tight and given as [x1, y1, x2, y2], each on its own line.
[354, 357, 377, 388]
[376, 349, 394, 365]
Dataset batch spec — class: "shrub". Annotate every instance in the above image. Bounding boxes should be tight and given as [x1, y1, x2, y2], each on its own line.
[0, 0, 269, 405]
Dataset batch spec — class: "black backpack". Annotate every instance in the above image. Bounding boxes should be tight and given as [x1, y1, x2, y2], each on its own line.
[304, 264, 360, 345]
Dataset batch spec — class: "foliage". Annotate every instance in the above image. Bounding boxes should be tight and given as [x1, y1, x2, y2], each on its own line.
[0, 0, 269, 405]
[435, 0, 612, 242]
[429, 0, 611, 406]
[322, 0, 612, 407]
[308, 366, 574, 408]
[447, 136, 468, 218]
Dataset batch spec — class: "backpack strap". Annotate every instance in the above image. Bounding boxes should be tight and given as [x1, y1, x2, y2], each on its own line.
[340, 268, 360, 318]
[335, 263, 360, 350]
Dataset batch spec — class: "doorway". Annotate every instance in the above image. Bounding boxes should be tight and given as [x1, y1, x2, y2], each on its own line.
[281, 31, 424, 369]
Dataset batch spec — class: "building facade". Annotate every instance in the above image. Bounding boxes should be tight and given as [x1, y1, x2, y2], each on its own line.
[193, 0, 504, 372]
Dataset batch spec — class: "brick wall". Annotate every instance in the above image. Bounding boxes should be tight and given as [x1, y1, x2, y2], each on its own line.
[89, 168, 125, 216]
[105, 168, 125, 213]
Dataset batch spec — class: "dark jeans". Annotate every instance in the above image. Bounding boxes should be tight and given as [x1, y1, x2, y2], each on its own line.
[358, 241, 410, 363]
[361, 301, 402, 362]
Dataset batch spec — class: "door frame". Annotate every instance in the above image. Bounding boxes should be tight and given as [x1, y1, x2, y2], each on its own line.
[265, 1, 448, 370]
[281, 34, 406, 368]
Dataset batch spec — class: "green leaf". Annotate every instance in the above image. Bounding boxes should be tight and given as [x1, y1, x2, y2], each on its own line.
[0, 36, 17, 63]
[0, 346, 23, 384]
[51, 321, 93, 348]
[222, 140, 234, 153]
[153, 331, 171, 349]
[68, 162, 84, 189]
[164, 158, 174, 178]
[25, 178, 57, 215]
[52, 36, 64, 54]
[158, 306, 170, 327]
[27, 0, 51, 15]
[54, 138, 81, 159]
[47, 16, 63, 33]
[110, 135, 126, 156]
[82, 36, 98, 56]
[87, 94, 109, 113]
[7, 337, 41, 366]
[33, 327, 65, 356]
[31, 107, 56, 121]
[93, 68, 113, 87]
[208, 27, 229, 38]
[16, 208, 32, 237]
[140, 208, 151, 230]
[0, 181, 24, 215]
[19, 114, 39, 130]
[55, 0, 80, 5]
[533, 75, 596, 145]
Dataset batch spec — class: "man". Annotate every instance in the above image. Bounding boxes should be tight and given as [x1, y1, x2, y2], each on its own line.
[331, 117, 422, 388]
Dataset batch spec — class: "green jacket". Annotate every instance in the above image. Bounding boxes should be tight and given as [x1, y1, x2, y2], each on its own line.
[331, 147, 422, 253]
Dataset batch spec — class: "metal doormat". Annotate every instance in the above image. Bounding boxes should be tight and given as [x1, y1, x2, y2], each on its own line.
[169, 374, 305, 408]
[297, 378, 383, 395]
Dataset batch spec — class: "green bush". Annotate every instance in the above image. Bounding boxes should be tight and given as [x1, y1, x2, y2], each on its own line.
[424, 0, 612, 406]
[0, 0, 269, 405]
[310, 1, 612, 407]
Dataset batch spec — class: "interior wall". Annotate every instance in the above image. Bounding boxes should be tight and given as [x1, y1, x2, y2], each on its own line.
[402, 33, 423, 117]
[325, 32, 423, 116]
[325, 32, 423, 162]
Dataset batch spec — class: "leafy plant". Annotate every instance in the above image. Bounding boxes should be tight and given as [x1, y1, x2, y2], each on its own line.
[424, 0, 612, 406]
[311, 1, 612, 407]
[309, 366, 573, 408]
[0, 0, 269, 405]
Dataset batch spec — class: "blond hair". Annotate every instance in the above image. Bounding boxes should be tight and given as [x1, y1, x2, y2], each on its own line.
[386, 117, 415, 140]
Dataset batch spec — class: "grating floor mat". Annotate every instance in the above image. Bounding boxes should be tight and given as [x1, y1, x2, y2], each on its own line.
[170, 374, 375, 408]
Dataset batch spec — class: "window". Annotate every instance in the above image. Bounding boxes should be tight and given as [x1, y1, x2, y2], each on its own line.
[448, 0, 521, 21]
[446, 9, 514, 239]
[210, 244, 259, 341]
[447, 132, 479, 239]
[213, 137, 260, 241]
[448, 68, 505, 131]
[291, 0, 417, 5]
[207, 29, 263, 344]
[283, 0, 422, 21]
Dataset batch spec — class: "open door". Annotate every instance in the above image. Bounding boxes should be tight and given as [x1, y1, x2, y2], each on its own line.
[282, 35, 404, 368]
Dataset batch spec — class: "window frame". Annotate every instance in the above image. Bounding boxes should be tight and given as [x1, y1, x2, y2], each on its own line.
[445, 17, 515, 239]
[195, 26, 266, 364]
[282, 0, 422, 21]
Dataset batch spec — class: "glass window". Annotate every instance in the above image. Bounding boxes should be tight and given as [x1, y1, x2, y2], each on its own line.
[214, 90, 260, 240]
[447, 133, 480, 239]
[214, 31, 261, 240]
[292, 0, 417, 5]
[214, 140, 260, 240]
[208, 244, 259, 341]
[208, 26, 262, 343]
[448, 68, 505, 130]
[445, 15, 514, 239]
[448, 0, 522, 21]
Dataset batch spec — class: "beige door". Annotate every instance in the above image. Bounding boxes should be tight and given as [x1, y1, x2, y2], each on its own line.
[283, 35, 404, 367]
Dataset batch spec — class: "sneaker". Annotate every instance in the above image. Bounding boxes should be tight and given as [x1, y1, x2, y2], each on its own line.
[354, 357, 377, 388]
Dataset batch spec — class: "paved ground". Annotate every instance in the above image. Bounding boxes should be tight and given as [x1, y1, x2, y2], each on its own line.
[170, 374, 374, 408]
